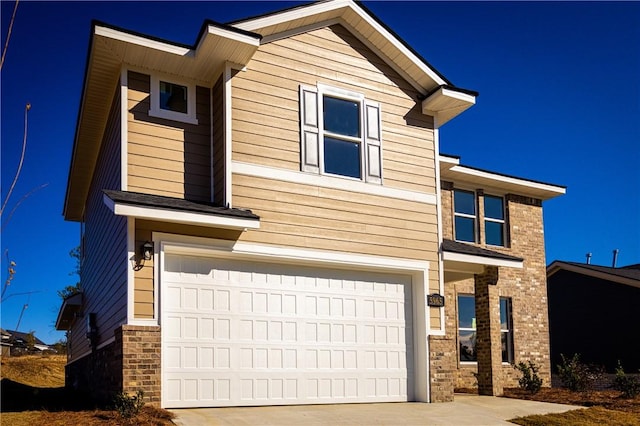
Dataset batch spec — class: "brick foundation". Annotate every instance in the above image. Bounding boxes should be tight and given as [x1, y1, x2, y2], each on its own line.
[66, 324, 161, 407]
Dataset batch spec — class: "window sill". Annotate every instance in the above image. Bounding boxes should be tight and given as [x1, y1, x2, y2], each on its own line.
[148, 107, 198, 125]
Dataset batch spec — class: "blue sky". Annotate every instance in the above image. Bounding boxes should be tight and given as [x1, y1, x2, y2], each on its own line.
[1, 1, 638, 344]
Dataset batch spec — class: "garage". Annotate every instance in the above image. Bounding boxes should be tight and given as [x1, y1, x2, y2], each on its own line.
[161, 253, 414, 408]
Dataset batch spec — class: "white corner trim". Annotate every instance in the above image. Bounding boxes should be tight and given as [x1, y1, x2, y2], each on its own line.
[433, 128, 446, 335]
[103, 194, 260, 230]
[95, 25, 192, 56]
[120, 68, 128, 191]
[224, 63, 233, 207]
[442, 250, 523, 269]
[127, 217, 135, 324]
[232, 161, 437, 205]
[448, 165, 566, 195]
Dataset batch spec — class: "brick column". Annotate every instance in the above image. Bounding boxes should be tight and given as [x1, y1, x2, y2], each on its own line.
[474, 266, 503, 396]
[118, 325, 162, 406]
[429, 335, 456, 402]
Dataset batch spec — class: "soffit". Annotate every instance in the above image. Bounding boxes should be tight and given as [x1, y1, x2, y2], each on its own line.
[439, 156, 566, 201]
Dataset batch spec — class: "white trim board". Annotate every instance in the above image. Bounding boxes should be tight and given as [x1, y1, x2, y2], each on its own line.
[232, 161, 437, 205]
[103, 194, 260, 230]
[442, 251, 523, 269]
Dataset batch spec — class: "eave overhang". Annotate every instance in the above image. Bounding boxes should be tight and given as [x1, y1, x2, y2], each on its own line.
[233, 0, 477, 107]
[442, 239, 523, 281]
[63, 22, 262, 222]
[547, 261, 640, 289]
[422, 85, 477, 127]
[103, 190, 260, 231]
[55, 292, 83, 331]
[439, 154, 566, 201]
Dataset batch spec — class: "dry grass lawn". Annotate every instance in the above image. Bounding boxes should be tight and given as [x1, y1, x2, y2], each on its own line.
[1, 354, 173, 425]
[510, 406, 640, 426]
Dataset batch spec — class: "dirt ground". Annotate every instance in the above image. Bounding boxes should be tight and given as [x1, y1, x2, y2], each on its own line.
[503, 387, 640, 415]
[0, 354, 173, 426]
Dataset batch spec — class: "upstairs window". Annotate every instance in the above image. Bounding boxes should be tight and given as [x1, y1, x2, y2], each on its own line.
[149, 75, 198, 125]
[300, 84, 382, 183]
[159, 81, 188, 114]
[454, 190, 476, 242]
[484, 195, 505, 246]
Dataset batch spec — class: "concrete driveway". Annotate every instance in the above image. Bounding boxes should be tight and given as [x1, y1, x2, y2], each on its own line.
[171, 394, 582, 425]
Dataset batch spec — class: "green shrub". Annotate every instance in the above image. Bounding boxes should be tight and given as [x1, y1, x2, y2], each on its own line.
[515, 360, 543, 394]
[613, 362, 640, 398]
[113, 390, 145, 419]
[557, 353, 604, 392]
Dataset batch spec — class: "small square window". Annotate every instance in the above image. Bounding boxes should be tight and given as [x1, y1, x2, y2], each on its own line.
[149, 75, 198, 125]
[159, 81, 188, 114]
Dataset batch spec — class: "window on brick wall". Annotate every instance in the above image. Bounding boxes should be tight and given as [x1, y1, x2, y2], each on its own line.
[485, 195, 505, 247]
[454, 190, 476, 243]
[500, 297, 514, 363]
[458, 294, 476, 362]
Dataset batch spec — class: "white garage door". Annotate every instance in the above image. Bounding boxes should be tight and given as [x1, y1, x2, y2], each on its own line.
[161, 254, 413, 408]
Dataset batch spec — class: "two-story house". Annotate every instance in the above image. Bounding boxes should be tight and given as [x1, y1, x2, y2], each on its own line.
[57, 0, 564, 408]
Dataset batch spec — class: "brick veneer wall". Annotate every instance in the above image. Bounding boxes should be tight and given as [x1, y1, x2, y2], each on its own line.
[66, 325, 161, 406]
[441, 182, 552, 392]
[429, 335, 455, 402]
[120, 325, 162, 406]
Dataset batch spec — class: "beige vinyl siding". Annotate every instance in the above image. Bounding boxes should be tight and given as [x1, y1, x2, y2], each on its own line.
[231, 24, 442, 328]
[232, 25, 436, 194]
[127, 71, 212, 202]
[69, 85, 127, 360]
[133, 220, 243, 317]
[212, 76, 225, 205]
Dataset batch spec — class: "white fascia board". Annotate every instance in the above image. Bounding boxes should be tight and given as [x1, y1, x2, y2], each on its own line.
[206, 24, 261, 46]
[439, 154, 460, 166]
[232, 161, 436, 205]
[234, 0, 352, 32]
[422, 87, 476, 115]
[448, 165, 566, 196]
[234, 0, 446, 88]
[442, 250, 523, 269]
[103, 194, 260, 230]
[95, 25, 192, 56]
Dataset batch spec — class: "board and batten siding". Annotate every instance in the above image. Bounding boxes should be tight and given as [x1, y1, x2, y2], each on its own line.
[70, 85, 127, 360]
[126, 71, 212, 202]
[230, 25, 442, 328]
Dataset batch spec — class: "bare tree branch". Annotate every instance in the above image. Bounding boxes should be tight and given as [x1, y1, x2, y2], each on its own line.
[1, 183, 49, 232]
[1, 102, 30, 217]
[0, 0, 20, 71]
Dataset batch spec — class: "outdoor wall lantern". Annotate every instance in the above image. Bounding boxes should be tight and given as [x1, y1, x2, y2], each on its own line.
[141, 241, 154, 261]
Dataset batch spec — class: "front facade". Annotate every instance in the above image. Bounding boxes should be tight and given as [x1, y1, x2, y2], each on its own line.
[58, 1, 563, 407]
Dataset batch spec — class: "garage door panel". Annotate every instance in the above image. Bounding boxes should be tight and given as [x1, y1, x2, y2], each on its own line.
[162, 254, 413, 407]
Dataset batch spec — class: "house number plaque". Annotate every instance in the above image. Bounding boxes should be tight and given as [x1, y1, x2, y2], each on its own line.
[427, 293, 445, 307]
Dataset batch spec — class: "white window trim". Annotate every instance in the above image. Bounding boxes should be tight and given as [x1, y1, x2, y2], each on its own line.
[149, 74, 198, 125]
[484, 194, 506, 248]
[300, 83, 382, 184]
[453, 189, 477, 243]
[500, 297, 514, 364]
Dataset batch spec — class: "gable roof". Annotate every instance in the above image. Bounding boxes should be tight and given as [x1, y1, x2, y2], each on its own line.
[65, 0, 477, 221]
[4, 330, 48, 346]
[547, 260, 640, 289]
[232, 0, 477, 126]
